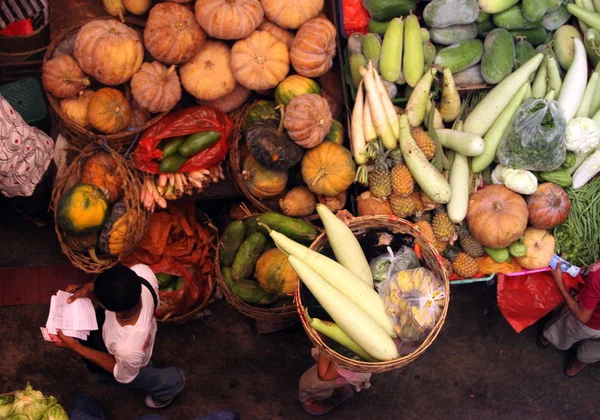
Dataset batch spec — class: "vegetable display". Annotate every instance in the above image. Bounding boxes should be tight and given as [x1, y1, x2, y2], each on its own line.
[2, 383, 68, 420]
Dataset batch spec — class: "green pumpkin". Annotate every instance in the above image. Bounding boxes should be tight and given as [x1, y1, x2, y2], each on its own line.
[274, 75, 322, 106]
[323, 120, 344, 145]
[254, 248, 299, 298]
[57, 184, 109, 236]
[242, 100, 280, 135]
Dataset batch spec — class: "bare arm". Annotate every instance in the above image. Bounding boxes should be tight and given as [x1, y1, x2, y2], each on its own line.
[53, 330, 116, 375]
[551, 268, 594, 324]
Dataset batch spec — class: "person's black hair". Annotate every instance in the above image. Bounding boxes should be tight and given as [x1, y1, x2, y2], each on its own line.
[94, 265, 141, 312]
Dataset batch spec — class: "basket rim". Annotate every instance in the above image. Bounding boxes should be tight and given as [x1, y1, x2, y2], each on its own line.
[295, 215, 450, 373]
[214, 213, 314, 322]
[43, 16, 167, 146]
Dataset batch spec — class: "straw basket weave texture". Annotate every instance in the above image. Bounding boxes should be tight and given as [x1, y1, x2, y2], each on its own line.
[296, 215, 450, 373]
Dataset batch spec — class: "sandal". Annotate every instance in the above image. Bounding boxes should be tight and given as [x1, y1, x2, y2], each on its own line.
[302, 385, 355, 416]
[536, 332, 550, 350]
[565, 358, 588, 377]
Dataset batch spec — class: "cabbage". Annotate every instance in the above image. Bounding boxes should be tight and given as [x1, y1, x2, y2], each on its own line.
[12, 383, 48, 420]
[0, 394, 14, 417]
[41, 403, 68, 420]
[565, 117, 600, 155]
[491, 164, 538, 195]
[5, 414, 30, 420]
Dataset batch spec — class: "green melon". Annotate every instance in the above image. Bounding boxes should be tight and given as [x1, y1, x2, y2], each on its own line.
[323, 120, 344, 145]
[57, 184, 109, 236]
[274, 75, 321, 106]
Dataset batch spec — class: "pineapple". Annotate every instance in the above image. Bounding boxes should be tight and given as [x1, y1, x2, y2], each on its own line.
[457, 223, 484, 258]
[390, 194, 416, 218]
[391, 163, 415, 196]
[432, 208, 456, 243]
[414, 218, 435, 244]
[420, 191, 441, 212]
[368, 154, 392, 198]
[411, 127, 435, 160]
[444, 247, 478, 279]
[433, 239, 448, 254]
[442, 257, 454, 277]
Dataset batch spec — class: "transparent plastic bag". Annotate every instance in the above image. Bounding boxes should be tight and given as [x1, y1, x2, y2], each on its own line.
[496, 99, 567, 172]
[379, 267, 446, 343]
[369, 246, 420, 283]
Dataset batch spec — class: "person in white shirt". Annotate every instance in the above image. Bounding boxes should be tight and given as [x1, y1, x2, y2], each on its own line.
[52, 264, 185, 409]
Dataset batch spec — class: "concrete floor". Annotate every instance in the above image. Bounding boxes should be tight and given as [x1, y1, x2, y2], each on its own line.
[1, 203, 599, 419]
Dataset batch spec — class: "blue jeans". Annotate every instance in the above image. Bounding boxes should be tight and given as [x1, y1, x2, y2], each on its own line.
[94, 366, 186, 404]
[69, 394, 240, 420]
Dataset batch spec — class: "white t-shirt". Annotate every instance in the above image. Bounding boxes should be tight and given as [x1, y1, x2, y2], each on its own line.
[102, 264, 159, 384]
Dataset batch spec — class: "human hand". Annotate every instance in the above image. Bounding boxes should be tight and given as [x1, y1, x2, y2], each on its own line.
[65, 283, 93, 304]
[550, 267, 565, 291]
[53, 330, 79, 350]
[335, 209, 355, 226]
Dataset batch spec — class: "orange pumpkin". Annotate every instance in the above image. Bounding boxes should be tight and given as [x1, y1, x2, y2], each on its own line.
[144, 2, 206, 65]
[290, 16, 336, 78]
[128, 100, 152, 129]
[258, 20, 295, 50]
[60, 90, 94, 127]
[80, 152, 123, 204]
[283, 94, 332, 148]
[260, 0, 323, 29]
[88, 88, 131, 134]
[231, 30, 289, 91]
[197, 82, 250, 113]
[526, 183, 571, 229]
[42, 55, 90, 99]
[130, 62, 182, 114]
[466, 185, 529, 249]
[195, 0, 263, 40]
[73, 19, 143, 86]
[301, 142, 355, 197]
[515, 228, 556, 269]
[180, 41, 236, 100]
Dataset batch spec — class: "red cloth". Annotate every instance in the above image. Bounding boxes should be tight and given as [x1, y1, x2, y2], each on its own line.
[0, 19, 33, 36]
[497, 271, 584, 333]
[342, 0, 370, 35]
[578, 261, 600, 330]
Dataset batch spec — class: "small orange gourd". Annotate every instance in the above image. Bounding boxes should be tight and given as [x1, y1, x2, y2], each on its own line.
[260, 0, 323, 29]
[301, 142, 355, 197]
[242, 155, 288, 198]
[257, 20, 295, 50]
[88, 88, 131, 134]
[73, 19, 143, 86]
[60, 90, 94, 127]
[130, 62, 182, 114]
[283, 94, 332, 148]
[144, 2, 206, 64]
[42, 55, 90, 99]
[197, 82, 250, 113]
[231, 30, 290, 91]
[180, 41, 236, 100]
[80, 152, 123, 204]
[195, 0, 263, 40]
[290, 16, 336, 78]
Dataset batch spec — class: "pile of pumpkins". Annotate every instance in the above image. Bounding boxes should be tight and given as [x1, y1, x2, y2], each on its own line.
[56, 152, 130, 258]
[241, 87, 355, 217]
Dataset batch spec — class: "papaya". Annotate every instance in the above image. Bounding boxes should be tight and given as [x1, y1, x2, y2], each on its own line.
[255, 248, 300, 298]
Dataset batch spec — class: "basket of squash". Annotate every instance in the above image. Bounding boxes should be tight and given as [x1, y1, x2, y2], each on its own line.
[42, 7, 198, 149]
[215, 212, 319, 333]
[50, 143, 148, 273]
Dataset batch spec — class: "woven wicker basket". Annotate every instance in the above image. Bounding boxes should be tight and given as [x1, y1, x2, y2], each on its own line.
[296, 215, 450, 373]
[215, 213, 305, 333]
[158, 211, 218, 323]
[43, 16, 167, 151]
[50, 143, 148, 273]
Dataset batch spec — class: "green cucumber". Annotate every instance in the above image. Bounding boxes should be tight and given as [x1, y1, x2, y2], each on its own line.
[430, 24, 478, 46]
[230, 280, 278, 305]
[255, 212, 318, 243]
[363, 0, 417, 21]
[231, 232, 267, 281]
[159, 153, 188, 173]
[222, 267, 234, 288]
[349, 54, 367, 88]
[434, 39, 484, 73]
[584, 28, 600, 68]
[481, 28, 515, 85]
[362, 33, 382, 71]
[493, 5, 543, 30]
[379, 18, 404, 82]
[542, 5, 571, 31]
[509, 28, 548, 46]
[369, 19, 390, 34]
[178, 130, 221, 158]
[219, 220, 247, 267]
[160, 136, 185, 160]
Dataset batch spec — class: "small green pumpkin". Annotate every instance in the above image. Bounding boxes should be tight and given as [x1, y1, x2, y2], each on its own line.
[242, 100, 280, 135]
[57, 184, 109, 235]
[98, 202, 128, 256]
[323, 120, 344, 145]
[246, 116, 304, 171]
[255, 248, 299, 298]
[274, 74, 321, 106]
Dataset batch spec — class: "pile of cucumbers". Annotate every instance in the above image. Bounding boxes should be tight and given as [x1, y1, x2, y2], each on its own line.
[158, 130, 221, 173]
[157, 272, 185, 292]
[219, 212, 317, 307]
